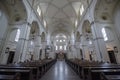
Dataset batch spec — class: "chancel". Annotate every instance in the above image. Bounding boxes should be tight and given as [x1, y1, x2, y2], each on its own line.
[0, 0, 120, 80]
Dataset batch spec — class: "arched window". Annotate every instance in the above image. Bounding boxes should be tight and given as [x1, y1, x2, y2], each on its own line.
[64, 45, 66, 50]
[56, 46, 58, 50]
[80, 4, 84, 15]
[31, 41, 33, 45]
[102, 28, 108, 41]
[60, 46, 63, 50]
[89, 40, 92, 44]
[37, 6, 41, 16]
[15, 29, 20, 42]
[44, 20, 46, 28]
[60, 40, 62, 42]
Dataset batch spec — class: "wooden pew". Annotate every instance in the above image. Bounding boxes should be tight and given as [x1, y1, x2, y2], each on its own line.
[101, 72, 120, 80]
[66, 59, 120, 80]
[0, 59, 56, 80]
[0, 73, 21, 80]
[0, 69, 32, 80]
[81, 65, 120, 79]
[22, 59, 56, 78]
[89, 69, 120, 80]
[0, 75, 14, 80]
[0, 66, 39, 80]
[65, 59, 102, 78]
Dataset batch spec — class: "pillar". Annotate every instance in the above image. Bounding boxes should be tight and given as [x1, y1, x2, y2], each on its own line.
[81, 35, 86, 60]
[0, 25, 11, 64]
[75, 42, 81, 59]
[91, 22, 110, 62]
[34, 35, 41, 60]
[41, 41, 47, 59]
[13, 22, 30, 62]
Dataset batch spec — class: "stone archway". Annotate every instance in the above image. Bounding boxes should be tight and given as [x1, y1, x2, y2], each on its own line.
[81, 20, 94, 61]
[74, 31, 81, 59]
[40, 32, 46, 59]
[82, 20, 92, 37]
[26, 21, 40, 61]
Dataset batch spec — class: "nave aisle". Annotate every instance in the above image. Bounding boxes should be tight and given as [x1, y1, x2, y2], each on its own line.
[40, 61, 81, 80]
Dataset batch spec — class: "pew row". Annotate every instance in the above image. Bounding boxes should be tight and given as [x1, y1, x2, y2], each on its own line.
[65, 59, 120, 80]
[0, 59, 56, 80]
[0, 73, 20, 80]
[101, 72, 120, 80]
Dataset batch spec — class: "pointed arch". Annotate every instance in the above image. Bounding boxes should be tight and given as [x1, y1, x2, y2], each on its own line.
[30, 21, 40, 40]
[0, 0, 27, 23]
[82, 20, 91, 34]
[94, 0, 119, 22]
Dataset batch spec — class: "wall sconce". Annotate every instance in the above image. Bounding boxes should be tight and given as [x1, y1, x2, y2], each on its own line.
[5, 47, 10, 54]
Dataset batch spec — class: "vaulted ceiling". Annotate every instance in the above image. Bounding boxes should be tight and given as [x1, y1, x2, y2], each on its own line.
[1, 0, 27, 23]
[33, 0, 91, 36]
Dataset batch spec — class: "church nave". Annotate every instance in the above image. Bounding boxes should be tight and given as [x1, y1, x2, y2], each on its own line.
[40, 61, 80, 80]
[0, 0, 120, 80]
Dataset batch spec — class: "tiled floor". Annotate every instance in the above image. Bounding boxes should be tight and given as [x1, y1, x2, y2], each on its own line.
[40, 60, 81, 80]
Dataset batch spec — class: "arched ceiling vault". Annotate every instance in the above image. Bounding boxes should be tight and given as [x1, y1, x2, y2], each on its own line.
[1, 0, 27, 23]
[33, 0, 91, 37]
[94, 0, 119, 22]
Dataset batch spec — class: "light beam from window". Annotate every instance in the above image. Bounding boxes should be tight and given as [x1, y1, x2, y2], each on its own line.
[102, 28, 108, 41]
[15, 29, 20, 42]
[37, 6, 41, 16]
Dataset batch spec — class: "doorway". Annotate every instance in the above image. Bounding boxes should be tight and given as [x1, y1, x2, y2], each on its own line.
[7, 51, 15, 64]
[108, 50, 117, 64]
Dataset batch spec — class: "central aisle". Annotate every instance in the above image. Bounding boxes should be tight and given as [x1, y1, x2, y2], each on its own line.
[40, 60, 81, 80]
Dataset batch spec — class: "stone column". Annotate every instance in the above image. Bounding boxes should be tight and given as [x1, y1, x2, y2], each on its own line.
[81, 35, 86, 60]
[34, 35, 41, 60]
[75, 42, 81, 59]
[67, 45, 73, 59]
[41, 41, 46, 59]
[0, 25, 11, 64]
[49, 45, 55, 59]
[13, 22, 30, 62]
[91, 22, 110, 62]
[71, 45, 77, 59]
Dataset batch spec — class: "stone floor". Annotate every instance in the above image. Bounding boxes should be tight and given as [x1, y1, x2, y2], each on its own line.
[40, 60, 81, 80]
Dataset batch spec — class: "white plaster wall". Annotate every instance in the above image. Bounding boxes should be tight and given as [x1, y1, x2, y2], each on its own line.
[0, 10, 8, 46]
[1, 29, 17, 64]
[0, 9, 9, 64]
[114, 2, 120, 40]
[113, 2, 120, 63]
[6, 27, 20, 50]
